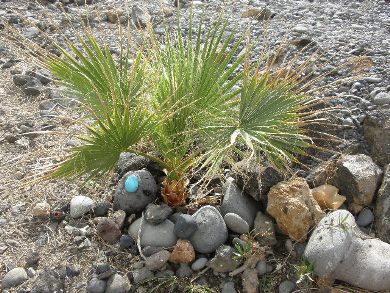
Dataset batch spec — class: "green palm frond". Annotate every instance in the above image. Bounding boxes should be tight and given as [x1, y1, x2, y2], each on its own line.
[199, 68, 311, 175]
[147, 14, 245, 179]
[47, 35, 146, 119]
[52, 106, 156, 179]
[46, 34, 155, 179]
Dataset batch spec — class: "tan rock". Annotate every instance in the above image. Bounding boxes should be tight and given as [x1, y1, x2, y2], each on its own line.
[168, 239, 195, 264]
[312, 184, 346, 210]
[266, 177, 325, 241]
[32, 202, 50, 218]
[106, 10, 124, 24]
[240, 8, 274, 21]
[242, 268, 259, 293]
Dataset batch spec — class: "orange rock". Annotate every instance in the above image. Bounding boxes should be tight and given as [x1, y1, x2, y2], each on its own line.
[169, 240, 195, 264]
[267, 177, 325, 242]
[311, 184, 346, 210]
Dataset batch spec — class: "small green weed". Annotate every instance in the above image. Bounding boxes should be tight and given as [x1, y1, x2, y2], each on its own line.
[233, 241, 253, 262]
[295, 259, 315, 284]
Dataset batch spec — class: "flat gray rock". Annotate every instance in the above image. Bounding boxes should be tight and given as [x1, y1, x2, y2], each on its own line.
[224, 213, 250, 234]
[190, 205, 228, 253]
[221, 177, 259, 228]
[129, 218, 177, 248]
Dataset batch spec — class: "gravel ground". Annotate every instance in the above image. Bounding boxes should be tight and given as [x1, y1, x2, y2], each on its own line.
[0, 0, 389, 292]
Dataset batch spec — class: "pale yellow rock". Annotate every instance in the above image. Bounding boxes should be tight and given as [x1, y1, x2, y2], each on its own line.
[267, 177, 325, 242]
[311, 184, 346, 210]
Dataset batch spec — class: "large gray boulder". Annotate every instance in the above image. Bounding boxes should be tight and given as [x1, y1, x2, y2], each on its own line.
[129, 218, 177, 248]
[304, 210, 390, 291]
[332, 154, 383, 212]
[376, 164, 390, 243]
[221, 178, 260, 228]
[364, 109, 390, 166]
[114, 169, 157, 214]
[190, 205, 228, 253]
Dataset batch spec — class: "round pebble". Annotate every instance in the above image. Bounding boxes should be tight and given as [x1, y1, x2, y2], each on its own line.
[191, 257, 208, 271]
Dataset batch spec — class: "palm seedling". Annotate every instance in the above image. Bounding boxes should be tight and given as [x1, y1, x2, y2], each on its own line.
[41, 12, 325, 207]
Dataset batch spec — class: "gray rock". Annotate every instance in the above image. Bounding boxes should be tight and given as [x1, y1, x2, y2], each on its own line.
[279, 280, 295, 293]
[132, 268, 154, 284]
[191, 257, 208, 271]
[70, 195, 95, 218]
[142, 246, 163, 257]
[13, 74, 32, 86]
[364, 110, 390, 166]
[144, 203, 173, 224]
[356, 208, 374, 227]
[190, 205, 228, 253]
[293, 24, 309, 34]
[376, 164, 390, 242]
[224, 213, 250, 234]
[131, 5, 151, 29]
[256, 260, 267, 275]
[253, 211, 277, 246]
[208, 245, 240, 273]
[332, 154, 383, 211]
[25, 27, 40, 38]
[2, 267, 28, 289]
[155, 270, 174, 278]
[145, 250, 170, 270]
[221, 178, 259, 228]
[222, 281, 237, 293]
[373, 92, 390, 105]
[119, 235, 136, 250]
[176, 264, 193, 278]
[129, 218, 177, 247]
[116, 152, 150, 178]
[231, 160, 283, 202]
[173, 214, 198, 239]
[31, 268, 66, 293]
[304, 210, 390, 291]
[93, 201, 111, 217]
[114, 170, 157, 214]
[105, 274, 130, 293]
[22, 77, 42, 96]
[86, 278, 106, 293]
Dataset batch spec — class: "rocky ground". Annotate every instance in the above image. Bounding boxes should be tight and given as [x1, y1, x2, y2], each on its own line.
[0, 0, 390, 292]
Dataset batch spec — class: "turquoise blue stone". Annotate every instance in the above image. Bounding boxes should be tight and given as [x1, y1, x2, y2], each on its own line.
[124, 175, 139, 193]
